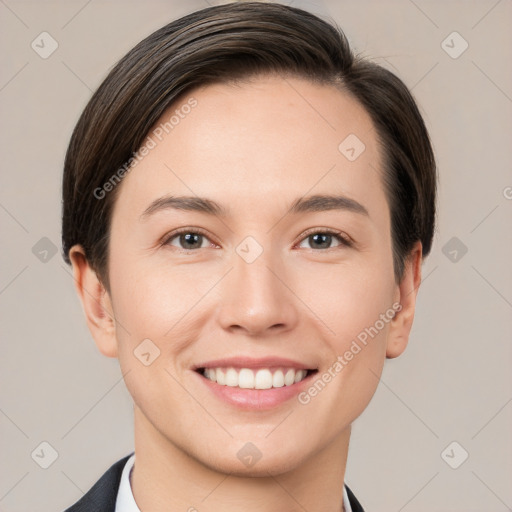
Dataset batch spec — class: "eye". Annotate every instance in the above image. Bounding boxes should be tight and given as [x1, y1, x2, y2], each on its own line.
[163, 228, 214, 251]
[162, 228, 353, 252]
[296, 229, 353, 250]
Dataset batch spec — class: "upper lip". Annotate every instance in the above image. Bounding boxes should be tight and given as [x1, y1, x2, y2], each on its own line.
[192, 356, 316, 371]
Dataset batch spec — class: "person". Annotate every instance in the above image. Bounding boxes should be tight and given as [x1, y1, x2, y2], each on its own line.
[61, 1, 436, 511]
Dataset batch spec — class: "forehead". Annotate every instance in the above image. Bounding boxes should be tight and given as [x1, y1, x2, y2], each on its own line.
[111, 75, 387, 225]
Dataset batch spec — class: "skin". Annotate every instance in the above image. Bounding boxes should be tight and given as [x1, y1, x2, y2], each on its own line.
[70, 74, 422, 512]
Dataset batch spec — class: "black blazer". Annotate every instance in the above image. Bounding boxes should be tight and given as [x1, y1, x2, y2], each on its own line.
[63, 453, 365, 512]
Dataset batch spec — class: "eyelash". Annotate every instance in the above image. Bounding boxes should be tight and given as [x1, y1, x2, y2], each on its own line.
[161, 227, 354, 252]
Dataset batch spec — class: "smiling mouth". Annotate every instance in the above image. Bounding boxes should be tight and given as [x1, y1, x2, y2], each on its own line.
[196, 367, 318, 390]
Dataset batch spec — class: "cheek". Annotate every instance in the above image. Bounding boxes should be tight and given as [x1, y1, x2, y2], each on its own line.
[324, 268, 395, 415]
[108, 255, 215, 364]
[108, 261, 200, 411]
[292, 255, 395, 344]
[294, 255, 395, 412]
[109, 251, 179, 331]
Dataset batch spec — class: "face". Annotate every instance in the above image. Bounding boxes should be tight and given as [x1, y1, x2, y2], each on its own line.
[75, 74, 419, 476]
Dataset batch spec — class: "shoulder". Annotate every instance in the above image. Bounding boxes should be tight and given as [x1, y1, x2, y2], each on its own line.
[62, 453, 133, 512]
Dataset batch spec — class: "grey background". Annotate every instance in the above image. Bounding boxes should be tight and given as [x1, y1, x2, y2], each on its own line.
[1, 0, 511, 511]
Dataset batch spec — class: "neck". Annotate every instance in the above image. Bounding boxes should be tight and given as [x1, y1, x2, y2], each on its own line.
[131, 406, 350, 512]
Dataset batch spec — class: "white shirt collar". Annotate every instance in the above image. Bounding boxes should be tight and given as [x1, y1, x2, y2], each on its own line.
[115, 453, 353, 512]
[115, 453, 139, 512]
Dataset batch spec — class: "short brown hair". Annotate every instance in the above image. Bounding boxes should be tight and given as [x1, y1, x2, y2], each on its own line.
[62, 1, 437, 289]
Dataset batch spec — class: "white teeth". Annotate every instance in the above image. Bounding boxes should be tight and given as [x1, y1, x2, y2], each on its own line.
[255, 369, 273, 389]
[294, 370, 306, 383]
[272, 370, 285, 388]
[225, 368, 238, 387]
[202, 367, 309, 389]
[216, 368, 226, 385]
[284, 369, 295, 386]
[238, 368, 254, 388]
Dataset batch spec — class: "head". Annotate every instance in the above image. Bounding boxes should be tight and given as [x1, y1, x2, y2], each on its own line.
[62, 2, 436, 475]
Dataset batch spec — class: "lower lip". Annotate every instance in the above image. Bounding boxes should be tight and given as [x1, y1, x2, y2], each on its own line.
[194, 371, 315, 410]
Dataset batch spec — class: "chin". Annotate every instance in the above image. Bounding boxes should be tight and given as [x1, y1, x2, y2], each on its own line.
[199, 443, 309, 478]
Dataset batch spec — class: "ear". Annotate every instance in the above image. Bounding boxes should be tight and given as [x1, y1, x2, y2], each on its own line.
[68, 245, 118, 358]
[386, 241, 423, 359]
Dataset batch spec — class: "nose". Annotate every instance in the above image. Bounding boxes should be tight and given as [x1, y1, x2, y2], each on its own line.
[216, 245, 299, 336]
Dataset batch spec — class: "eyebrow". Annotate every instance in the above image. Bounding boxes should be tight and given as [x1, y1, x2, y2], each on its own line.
[140, 193, 369, 220]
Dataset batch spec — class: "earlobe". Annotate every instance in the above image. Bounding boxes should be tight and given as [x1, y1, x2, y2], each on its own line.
[386, 241, 423, 359]
[68, 245, 118, 358]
